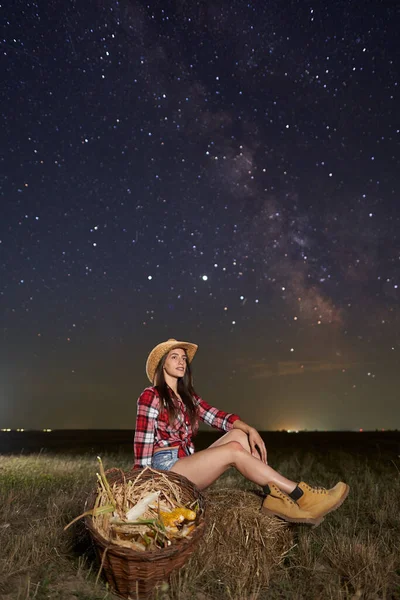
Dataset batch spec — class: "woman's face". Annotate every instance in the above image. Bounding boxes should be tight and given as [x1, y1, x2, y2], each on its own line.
[163, 348, 187, 379]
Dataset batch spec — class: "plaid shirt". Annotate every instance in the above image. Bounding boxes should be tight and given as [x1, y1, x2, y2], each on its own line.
[133, 386, 240, 468]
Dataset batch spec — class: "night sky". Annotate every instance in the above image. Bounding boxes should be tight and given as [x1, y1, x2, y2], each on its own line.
[1, 1, 399, 431]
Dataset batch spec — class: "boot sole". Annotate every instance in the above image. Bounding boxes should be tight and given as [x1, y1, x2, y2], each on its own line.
[309, 484, 350, 519]
[261, 506, 324, 527]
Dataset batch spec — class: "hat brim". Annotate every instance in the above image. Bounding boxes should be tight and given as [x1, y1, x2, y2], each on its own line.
[145, 339, 198, 384]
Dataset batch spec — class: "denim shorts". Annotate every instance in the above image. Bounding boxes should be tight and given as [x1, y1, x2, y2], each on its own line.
[151, 447, 179, 471]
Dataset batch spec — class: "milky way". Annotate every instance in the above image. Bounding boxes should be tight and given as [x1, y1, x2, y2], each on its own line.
[1, 0, 399, 430]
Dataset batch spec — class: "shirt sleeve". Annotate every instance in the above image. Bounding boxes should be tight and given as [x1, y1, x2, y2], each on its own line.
[195, 395, 240, 432]
[133, 388, 160, 468]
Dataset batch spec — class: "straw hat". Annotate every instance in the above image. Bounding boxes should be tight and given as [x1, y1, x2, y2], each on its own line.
[145, 338, 198, 384]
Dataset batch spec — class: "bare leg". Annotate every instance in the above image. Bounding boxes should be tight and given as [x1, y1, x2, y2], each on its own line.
[170, 441, 296, 492]
[207, 428, 251, 452]
[207, 428, 263, 460]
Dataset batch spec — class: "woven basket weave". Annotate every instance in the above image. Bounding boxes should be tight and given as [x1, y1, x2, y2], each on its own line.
[85, 468, 206, 599]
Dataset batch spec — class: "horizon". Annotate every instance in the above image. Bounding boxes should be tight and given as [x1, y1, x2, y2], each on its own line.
[1, 427, 396, 433]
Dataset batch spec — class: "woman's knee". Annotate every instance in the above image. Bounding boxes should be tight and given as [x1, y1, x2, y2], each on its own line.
[224, 440, 247, 465]
[224, 429, 250, 450]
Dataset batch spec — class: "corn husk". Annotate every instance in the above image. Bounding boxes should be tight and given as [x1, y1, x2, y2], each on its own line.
[125, 490, 160, 521]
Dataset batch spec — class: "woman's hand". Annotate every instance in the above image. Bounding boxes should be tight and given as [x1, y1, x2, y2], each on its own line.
[248, 426, 268, 463]
[233, 420, 268, 463]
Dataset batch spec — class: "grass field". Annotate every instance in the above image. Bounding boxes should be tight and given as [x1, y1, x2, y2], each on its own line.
[1, 445, 399, 600]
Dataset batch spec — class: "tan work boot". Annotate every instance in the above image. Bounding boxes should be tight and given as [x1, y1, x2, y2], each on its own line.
[296, 481, 350, 520]
[261, 483, 324, 526]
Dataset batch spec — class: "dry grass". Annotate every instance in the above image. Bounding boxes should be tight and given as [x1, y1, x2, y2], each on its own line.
[169, 488, 293, 599]
[0, 448, 399, 600]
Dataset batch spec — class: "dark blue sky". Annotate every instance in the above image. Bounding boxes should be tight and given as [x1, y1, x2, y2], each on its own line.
[1, 0, 399, 430]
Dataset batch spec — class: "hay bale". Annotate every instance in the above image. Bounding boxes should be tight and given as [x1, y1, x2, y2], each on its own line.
[170, 488, 293, 598]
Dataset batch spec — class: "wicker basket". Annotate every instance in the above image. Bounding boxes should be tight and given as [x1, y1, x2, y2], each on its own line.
[85, 468, 206, 599]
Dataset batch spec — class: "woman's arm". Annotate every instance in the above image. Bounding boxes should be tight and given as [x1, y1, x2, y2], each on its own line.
[196, 395, 240, 431]
[196, 397, 267, 462]
[133, 388, 160, 468]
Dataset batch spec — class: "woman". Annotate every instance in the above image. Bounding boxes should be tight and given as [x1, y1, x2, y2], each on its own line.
[134, 338, 349, 526]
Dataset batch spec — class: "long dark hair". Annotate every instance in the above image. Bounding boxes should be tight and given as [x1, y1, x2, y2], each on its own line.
[154, 351, 199, 428]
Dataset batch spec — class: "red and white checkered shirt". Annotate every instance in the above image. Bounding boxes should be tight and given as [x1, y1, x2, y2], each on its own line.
[133, 386, 240, 468]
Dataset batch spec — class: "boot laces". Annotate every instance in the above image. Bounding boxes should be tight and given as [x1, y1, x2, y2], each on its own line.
[305, 484, 327, 494]
[277, 489, 295, 504]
